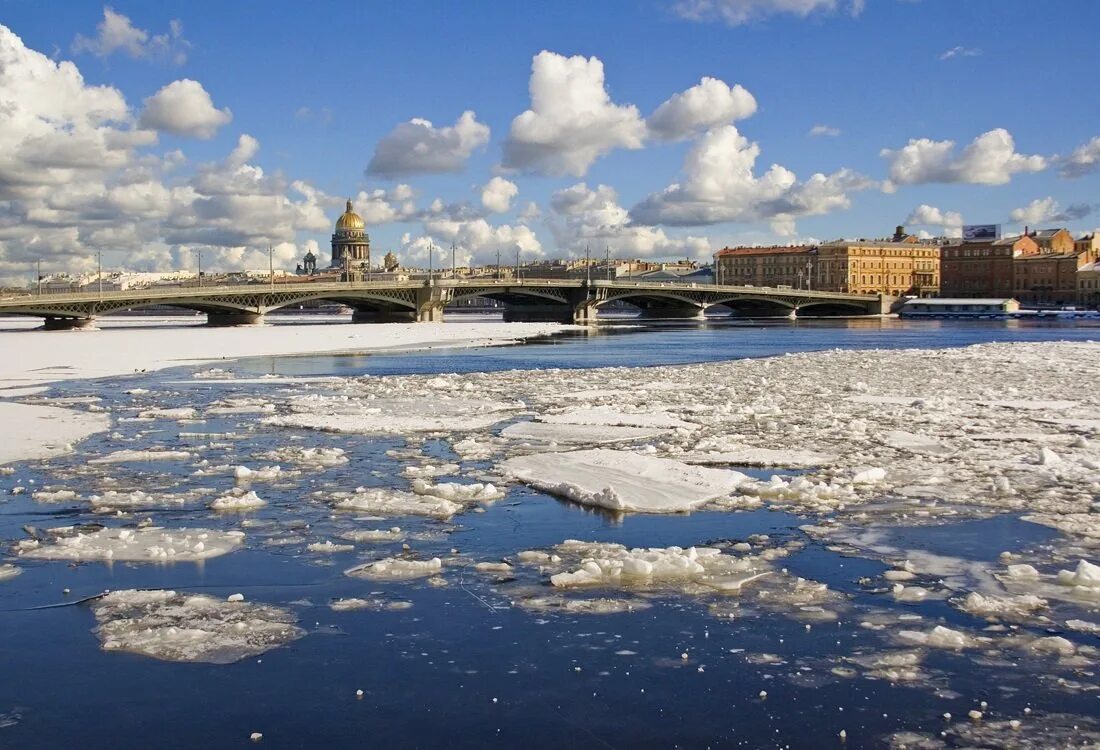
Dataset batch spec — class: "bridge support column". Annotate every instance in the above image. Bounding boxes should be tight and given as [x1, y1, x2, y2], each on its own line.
[788, 307, 798, 320]
[414, 285, 450, 323]
[206, 311, 264, 326]
[43, 316, 95, 331]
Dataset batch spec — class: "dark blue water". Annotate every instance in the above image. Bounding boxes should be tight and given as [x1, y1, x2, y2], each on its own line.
[1, 318, 1098, 749]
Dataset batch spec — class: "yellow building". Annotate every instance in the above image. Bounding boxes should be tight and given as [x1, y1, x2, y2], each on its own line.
[714, 230, 941, 296]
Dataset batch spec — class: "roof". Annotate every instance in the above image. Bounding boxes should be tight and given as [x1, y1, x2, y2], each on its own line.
[715, 245, 813, 257]
[1078, 262, 1100, 273]
[820, 239, 935, 249]
[1031, 229, 1066, 239]
[1015, 252, 1079, 261]
[904, 298, 1015, 306]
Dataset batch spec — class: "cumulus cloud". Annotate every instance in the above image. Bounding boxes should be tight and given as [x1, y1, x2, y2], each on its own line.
[647, 77, 757, 141]
[1010, 197, 1093, 225]
[139, 79, 232, 139]
[480, 177, 519, 213]
[881, 128, 1047, 187]
[1058, 136, 1100, 178]
[671, 0, 865, 26]
[0, 25, 332, 282]
[808, 124, 841, 137]
[939, 46, 981, 60]
[366, 110, 489, 179]
[905, 204, 964, 237]
[349, 184, 418, 225]
[400, 218, 543, 269]
[502, 51, 646, 177]
[629, 125, 873, 230]
[72, 7, 189, 65]
[549, 182, 711, 259]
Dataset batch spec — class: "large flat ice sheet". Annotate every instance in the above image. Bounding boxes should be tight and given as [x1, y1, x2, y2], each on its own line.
[0, 402, 110, 465]
[501, 448, 747, 513]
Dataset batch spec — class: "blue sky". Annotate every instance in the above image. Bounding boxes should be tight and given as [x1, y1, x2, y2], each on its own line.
[1, 0, 1098, 279]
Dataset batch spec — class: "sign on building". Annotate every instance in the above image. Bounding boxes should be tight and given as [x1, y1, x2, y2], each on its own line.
[962, 224, 999, 241]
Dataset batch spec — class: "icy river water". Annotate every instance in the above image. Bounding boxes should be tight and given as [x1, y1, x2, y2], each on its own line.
[2, 317, 1100, 749]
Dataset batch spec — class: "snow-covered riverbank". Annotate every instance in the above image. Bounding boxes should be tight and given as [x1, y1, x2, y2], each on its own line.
[0, 315, 567, 465]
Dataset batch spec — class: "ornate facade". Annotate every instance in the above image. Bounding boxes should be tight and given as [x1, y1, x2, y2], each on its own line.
[330, 199, 370, 268]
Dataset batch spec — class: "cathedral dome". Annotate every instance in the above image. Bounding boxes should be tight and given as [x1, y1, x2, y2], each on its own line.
[335, 199, 364, 231]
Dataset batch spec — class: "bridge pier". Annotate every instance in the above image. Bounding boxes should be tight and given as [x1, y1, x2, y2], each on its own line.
[206, 311, 264, 327]
[43, 316, 95, 331]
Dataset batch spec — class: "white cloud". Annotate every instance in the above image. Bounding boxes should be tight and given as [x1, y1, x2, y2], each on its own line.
[905, 204, 964, 237]
[1010, 197, 1092, 225]
[630, 125, 873, 229]
[0, 25, 333, 282]
[402, 219, 543, 268]
[349, 184, 418, 225]
[367, 111, 489, 179]
[647, 77, 757, 141]
[72, 7, 189, 65]
[549, 182, 711, 259]
[1058, 136, 1100, 178]
[502, 51, 646, 177]
[671, 0, 864, 26]
[139, 79, 232, 139]
[808, 124, 841, 137]
[939, 46, 981, 60]
[480, 177, 519, 213]
[881, 128, 1047, 186]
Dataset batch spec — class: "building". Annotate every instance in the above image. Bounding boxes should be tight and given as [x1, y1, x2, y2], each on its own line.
[940, 235, 1032, 299]
[942, 228, 1099, 305]
[1077, 261, 1100, 308]
[714, 229, 941, 295]
[330, 199, 370, 269]
[899, 298, 1020, 318]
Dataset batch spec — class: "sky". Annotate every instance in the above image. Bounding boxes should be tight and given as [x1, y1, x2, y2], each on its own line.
[1, 0, 1098, 283]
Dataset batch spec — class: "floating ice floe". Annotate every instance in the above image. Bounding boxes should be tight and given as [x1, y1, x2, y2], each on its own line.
[514, 596, 651, 614]
[896, 625, 975, 649]
[0, 564, 21, 581]
[410, 478, 504, 503]
[89, 488, 210, 511]
[264, 396, 519, 434]
[329, 487, 462, 518]
[401, 463, 460, 478]
[89, 449, 194, 464]
[339, 527, 404, 543]
[137, 407, 199, 420]
[254, 446, 348, 468]
[500, 421, 665, 446]
[330, 597, 412, 612]
[501, 449, 747, 513]
[210, 490, 266, 512]
[19, 527, 244, 562]
[345, 557, 443, 581]
[680, 445, 835, 469]
[91, 589, 304, 663]
[977, 399, 1078, 411]
[307, 540, 355, 553]
[882, 431, 950, 456]
[31, 489, 78, 503]
[233, 465, 287, 482]
[536, 407, 694, 430]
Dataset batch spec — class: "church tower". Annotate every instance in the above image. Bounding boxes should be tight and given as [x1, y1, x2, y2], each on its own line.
[330, 199, 370, 268]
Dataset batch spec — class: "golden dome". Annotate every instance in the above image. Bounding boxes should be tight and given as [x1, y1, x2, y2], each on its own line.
[335, 199, 365, 231]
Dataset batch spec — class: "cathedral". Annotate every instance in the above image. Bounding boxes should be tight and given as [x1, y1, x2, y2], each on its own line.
[330, 199, 370, 268]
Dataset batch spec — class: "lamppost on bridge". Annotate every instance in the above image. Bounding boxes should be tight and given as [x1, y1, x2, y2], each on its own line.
[584, 244, 591, 286]
[496, 248, 501, 280]
[36, 259, 41, 296]
[605, 246, 611, 282]
[427, 241, 434, 284]
[96, 250, 103, 301]
[515, 245, 520, 282]
[451, 243, 456, 279]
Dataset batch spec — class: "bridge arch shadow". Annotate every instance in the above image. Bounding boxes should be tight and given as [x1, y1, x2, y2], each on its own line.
[707, 297, 796, 318]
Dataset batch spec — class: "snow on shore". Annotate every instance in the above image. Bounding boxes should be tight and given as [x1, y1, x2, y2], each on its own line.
[0, 318, 569, 388]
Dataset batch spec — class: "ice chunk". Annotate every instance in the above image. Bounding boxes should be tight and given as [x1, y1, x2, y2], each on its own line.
[20, 527, 243, 562]
[210, 490, 267, 512]
[31, 489, 78, 503]
[330, 598, 412, 612]
[254, 446, 348, 468]
[957, 592, 1047, 619]
[515, 596, 651, 614]
[681, 447, 835, 469]
[500, 421, 664, 445]
[410, 479, 505, 503]
[331, 488, 462, 518]
[264, 397, 518, 434]
[0, 564, 21, 581]
[536, 407, 694, 430]
[307, 541, 355, 553]
[89, 449, 193, 464]
[897, 625, 973, 649]
[137, 407, 199, 420]
[91, 589, 303, 664]
[501, 449, 748, 513]
[883, 431, 950, 456]
[401, 463, 460, 478]
[345, 557, 443, 581]
[339, 527, 404, 543]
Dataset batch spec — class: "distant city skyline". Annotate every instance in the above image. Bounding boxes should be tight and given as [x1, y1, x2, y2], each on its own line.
[1, 0, 1098, 284]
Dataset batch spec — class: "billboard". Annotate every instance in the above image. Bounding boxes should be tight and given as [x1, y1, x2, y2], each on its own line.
[962, 224, 999, 241]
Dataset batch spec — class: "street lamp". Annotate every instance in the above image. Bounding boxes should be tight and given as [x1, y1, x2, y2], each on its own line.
[268, 246, 274, 290]
[36, 259, 41, 296]
[428, 241, 434, 283]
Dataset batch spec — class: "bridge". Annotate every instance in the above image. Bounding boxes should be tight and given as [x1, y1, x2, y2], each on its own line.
[0, 279, 890, 329]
